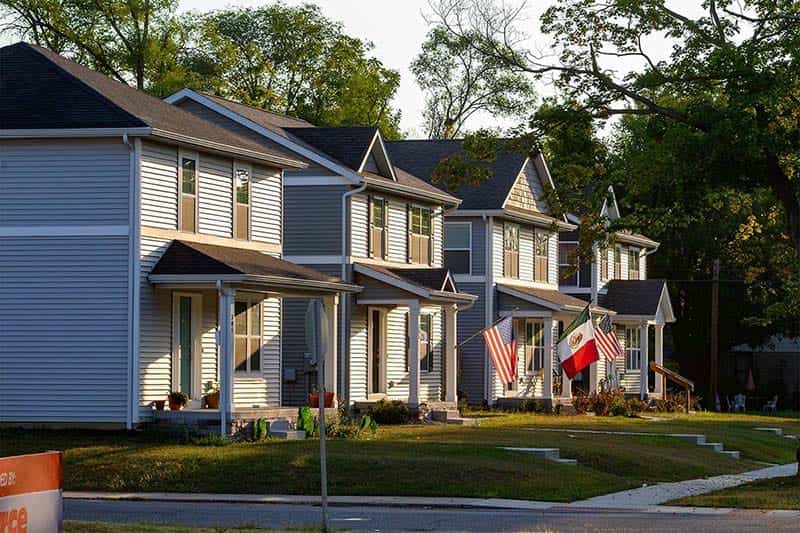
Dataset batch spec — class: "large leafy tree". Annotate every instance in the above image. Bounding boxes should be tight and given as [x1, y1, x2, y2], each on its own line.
[411, 26, 535, 138]
[184, 4, 402, 137]
[0, 0, 183, 91]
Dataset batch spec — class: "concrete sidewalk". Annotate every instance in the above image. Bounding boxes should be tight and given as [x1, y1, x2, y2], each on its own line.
[64, 462, 798, 513]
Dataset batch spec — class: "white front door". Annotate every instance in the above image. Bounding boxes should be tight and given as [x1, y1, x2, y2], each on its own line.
[172, 292, 203, 404]
[367, 308, 387, 398]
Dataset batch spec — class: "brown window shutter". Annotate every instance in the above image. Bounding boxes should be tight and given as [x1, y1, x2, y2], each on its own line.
[428, 212, 434, 266]
[367, 195, 374, 257]
[404, 313, 409, 371]
[406, 203, 412, 263]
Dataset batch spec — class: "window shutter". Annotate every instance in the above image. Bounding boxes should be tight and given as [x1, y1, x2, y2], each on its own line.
[406, 203, 412, 263]
[428, 211, 434, 266]
[367, 195, 374, 257]
[404, 313, 409, 371]
[382, 199, 389, 260]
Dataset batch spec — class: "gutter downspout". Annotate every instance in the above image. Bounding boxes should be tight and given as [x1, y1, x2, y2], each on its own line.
[340, 181, 368, 403]
[123, 134, 141, 429]
[484, 214, 493, 404]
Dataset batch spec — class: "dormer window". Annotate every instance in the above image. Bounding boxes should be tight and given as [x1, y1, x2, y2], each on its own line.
[408, 205, 432, 265]
[179, 154, 197, 233]
[234, 163, 250, 240]
[503, 223, 519, 279]
[628, 247, 641, 280]
[369, 196, 387, 259]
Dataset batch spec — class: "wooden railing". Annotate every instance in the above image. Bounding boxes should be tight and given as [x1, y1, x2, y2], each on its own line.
[650, 362, 694, 412]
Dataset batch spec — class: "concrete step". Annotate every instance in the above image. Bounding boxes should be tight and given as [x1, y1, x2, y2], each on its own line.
[500, 447, 578, 465]
[445, 417, 479, 426]
[668, 433, 706, 445]
[718, 450, 741, 459]
[430, 410, 461, 422]
[785, 435, 798, 440]
[268, 419, 292, 432]
[270, 429, 306, 440]
[754, 427, 784, 436]
[698, 442, 724, 452]
[551, 458, 578, 466]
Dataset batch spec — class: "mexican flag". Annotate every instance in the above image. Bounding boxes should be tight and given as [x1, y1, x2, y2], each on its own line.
[557, 306, 600, 379]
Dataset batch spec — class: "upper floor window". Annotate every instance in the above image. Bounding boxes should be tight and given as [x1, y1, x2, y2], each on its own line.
[600, 247, 609, 281]
[369, 196, 387, 259]
[234, 297, 261, 373]
[234, 164, 250, 240]
[614, 246, 623, 279]
[408, 205, 432, 265]
[534, 233, 549, 283]
[625, 326, 641, 371]
[503, 223, 519, 278]
[444, 222, 471, 274]
[179, 154, 197, 233]
[419, 313, 433, 372]
[628, 247, 640, 280]
[559, 242, 578, 285]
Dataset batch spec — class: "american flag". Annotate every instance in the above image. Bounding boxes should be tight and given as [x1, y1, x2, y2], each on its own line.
[483, 316, 517, 387]
[595, 314, 623, 362]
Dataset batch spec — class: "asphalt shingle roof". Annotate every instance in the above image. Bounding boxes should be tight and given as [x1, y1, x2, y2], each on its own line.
[1, 42, 302, 166]
[599, 279, 669, 317]
[385, 139, 529, 210]
[285, 126, 378, 171]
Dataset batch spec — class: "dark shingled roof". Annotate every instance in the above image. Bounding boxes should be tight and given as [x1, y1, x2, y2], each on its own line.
[1, 42, 301, 166]
[387, 268, 454, 293]
[385, 139, 529, 210]
[498, 284, 612, 313]
[286, 126, 378, 171]
[599, 279, 669, 317]
[151, 241, 347, 285]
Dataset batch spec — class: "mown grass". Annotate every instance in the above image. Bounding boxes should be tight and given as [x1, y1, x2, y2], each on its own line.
[2, 411, 796, 502]
[669, 475, 800, 509]
[64, 522, 323, 533]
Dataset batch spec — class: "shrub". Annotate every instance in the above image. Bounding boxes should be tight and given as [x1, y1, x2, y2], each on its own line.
[252, 418, 268, 440]
[574, 388, 642, 417]
[369, 400, 410, 424]
[296, 406, 316, 436]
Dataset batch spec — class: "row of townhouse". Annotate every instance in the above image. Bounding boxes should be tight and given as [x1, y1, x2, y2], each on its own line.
[0, 42, 675, 431]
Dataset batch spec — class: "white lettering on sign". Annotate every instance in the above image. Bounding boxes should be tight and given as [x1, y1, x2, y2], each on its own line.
[0, 472, 16, 488]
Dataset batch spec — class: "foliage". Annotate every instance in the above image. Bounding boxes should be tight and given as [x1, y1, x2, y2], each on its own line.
[411, 26, 535, 138]
[252, 418, 268, 441]
[368, 400, 411, 425]
[574, 388, 646, 417]
[167, 391, 188, 407]
[182, 4, 402, 137]
[296, 406, 315, 436]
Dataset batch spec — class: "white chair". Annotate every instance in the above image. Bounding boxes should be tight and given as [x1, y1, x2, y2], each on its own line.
[762, 395, 778, 413]
[734, 394, 747, 412]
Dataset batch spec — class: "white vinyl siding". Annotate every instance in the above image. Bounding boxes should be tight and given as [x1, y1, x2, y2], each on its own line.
[432, 206, 443, 267]
[350, 193, 369, 258]
[385, 307, 443, 402]
[250, 164, 282, 245]
[233, 294, 281, 407]
[349, 305, 369, 401]
[198, 154, 233, 237]
[141, 141, 178, 229]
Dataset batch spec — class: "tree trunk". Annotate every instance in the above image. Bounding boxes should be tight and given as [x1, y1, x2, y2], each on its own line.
[766, 155, 800, 255]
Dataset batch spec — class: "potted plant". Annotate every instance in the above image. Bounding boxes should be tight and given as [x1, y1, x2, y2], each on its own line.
[203, 382, 220, 409]
[168, 391, 189, 411]
[152, 400, 166, 411]
[309, 387, 335, 408]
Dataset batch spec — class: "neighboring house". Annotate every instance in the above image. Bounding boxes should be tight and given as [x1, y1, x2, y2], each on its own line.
[727, 336, 800, 410]
[165, 90, 477, 409]
[558, 187, 676, 398]
[0, 42, 358, 432]
[387, 139, 606, 406]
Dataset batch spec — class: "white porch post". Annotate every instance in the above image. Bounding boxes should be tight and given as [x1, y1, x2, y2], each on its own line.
[561, 374, 572, 399]
[640, 323, 650, 400]
[323, 294, 339, 403]
[543, 318, 554, 400]
[444, 304, 458, 403]
[654, 324, 664, 395]
[589, 361, 599, 393]
[408, 301, 421, 408]
[218, 287, 235, 436]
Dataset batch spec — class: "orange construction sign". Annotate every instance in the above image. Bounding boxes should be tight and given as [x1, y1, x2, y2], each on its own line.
[0, 451, 63, 533]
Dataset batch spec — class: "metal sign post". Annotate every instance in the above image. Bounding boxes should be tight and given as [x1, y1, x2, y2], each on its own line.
[305, 299, 329, 532]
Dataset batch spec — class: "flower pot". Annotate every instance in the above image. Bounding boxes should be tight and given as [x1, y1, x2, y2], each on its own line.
[169, 399, 183, 411]
[309, 392, 334, 408]
[153, 400, 166, 411]
[205, 392, 220, 409]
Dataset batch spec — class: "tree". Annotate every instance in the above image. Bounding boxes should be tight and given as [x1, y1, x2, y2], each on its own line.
[0, 0, 182, 91]
[184, 4, 402, 137]
[427, 0, 800, 255]
[411, 26, 535, 138]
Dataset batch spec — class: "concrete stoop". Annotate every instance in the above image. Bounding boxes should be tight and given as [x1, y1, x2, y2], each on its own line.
[430, 409, 479, 427]
[267, 419, 305, 440]
[501, 447, 578, 465]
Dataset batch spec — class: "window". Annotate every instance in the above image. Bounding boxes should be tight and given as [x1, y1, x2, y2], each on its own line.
[444, 222, 471, 274]
[628, 247, 641, 280]
[369, 196, 387, 259]
[534, 233, 549, 283]
[600, 247, 609, 281]
[521, 319, 545, 374]
[234, 165, 250, 240]
[408, 205, 432, 264]
[559, 242, 578, 285]
[625, 326, 641, 371]
[234, 298, 261, 373]
[614, 246, 623, 279]
[419, 314, 433, 372]
[503, 223, 519, 278]
[179, 155, 197, 232]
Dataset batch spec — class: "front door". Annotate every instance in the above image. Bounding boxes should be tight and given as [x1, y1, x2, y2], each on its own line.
[368, 308, 386, 397]
[172, 293, 202, 402]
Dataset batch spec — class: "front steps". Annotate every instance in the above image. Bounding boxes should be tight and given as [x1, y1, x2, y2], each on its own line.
[754, 426, 798, 441]
[501, 447, 578, 465]
[667, 433, 741, 459]
[430, 409, 479, 426]
[267, 419, 305, 440]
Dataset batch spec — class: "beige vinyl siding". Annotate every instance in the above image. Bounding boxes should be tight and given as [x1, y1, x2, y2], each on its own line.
[640, 252, 648, 280]
[349, 305, 369, 401]
[198, 154, 233, 237]
[492, 219, 504, 278]
[619, 246, 630, 280]
[385, 306, 443, 402]
[141, 141, 178, 229]
[233, 294, 281, 407]
[432, 207, 443, 267]
[548, 232, 558, 286]
[387, 198, 408, 263]
[350, 193, 369, 258]
[519, 226, 534, 281]
[250, 164, 282, 246]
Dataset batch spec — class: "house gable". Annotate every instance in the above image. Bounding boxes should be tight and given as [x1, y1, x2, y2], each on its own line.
[503, 158, 551, 215]
[359, 131, 396, 180]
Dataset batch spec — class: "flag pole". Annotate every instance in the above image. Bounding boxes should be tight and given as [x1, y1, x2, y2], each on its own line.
[456, 307, 519, 349]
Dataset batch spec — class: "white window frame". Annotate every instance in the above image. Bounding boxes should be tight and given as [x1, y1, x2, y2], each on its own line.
[625, 326, 642, 371]
[233, 161, 252, 241]
[444, 221, 472, 275]
[233, 295, 262, 375]
[408, 204, 433, 265]
[419, 312, 434, 373]
[521, 319, 545, 375]
[177, 149, 199, 233]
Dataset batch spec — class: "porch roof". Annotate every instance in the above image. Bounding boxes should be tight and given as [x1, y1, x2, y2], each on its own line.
[148, 240, 361, 294]
[353, 263, 477, 306]
[598, 279, 675, 322]
[496, 284, 614, 314]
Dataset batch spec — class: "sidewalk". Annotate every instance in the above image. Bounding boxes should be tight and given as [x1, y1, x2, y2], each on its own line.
[64, 462, 798, 513]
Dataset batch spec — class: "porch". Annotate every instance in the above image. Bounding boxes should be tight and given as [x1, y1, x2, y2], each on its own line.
[144, 240, 360, 434]
[152, 406, 338, 436]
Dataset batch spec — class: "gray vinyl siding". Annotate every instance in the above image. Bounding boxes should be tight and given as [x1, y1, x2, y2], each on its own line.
[0, 139, 130, 226]
[350, 192, 368, 257]
[448, 216, 486, 276]
[284, 185, 346, 256]
[250, 164, 282, 246]
[198, 154, 233, 237]
[455, 282, 487, 404]
[349, 304, 368, 401]
[141, 141, 178, 229]
[0, 237, 130, 422]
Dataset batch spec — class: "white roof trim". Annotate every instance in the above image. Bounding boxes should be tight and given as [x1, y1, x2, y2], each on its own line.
[659, 284, 676, 323]
[359, 130, 396, 180]
[164, 89, 362, 183]
[446, 209, 576, 230]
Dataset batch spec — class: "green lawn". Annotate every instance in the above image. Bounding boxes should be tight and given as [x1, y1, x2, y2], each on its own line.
[64, 522, 321, 532]
[2, 411, 797, 503]
[669, 475, 800, 509]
